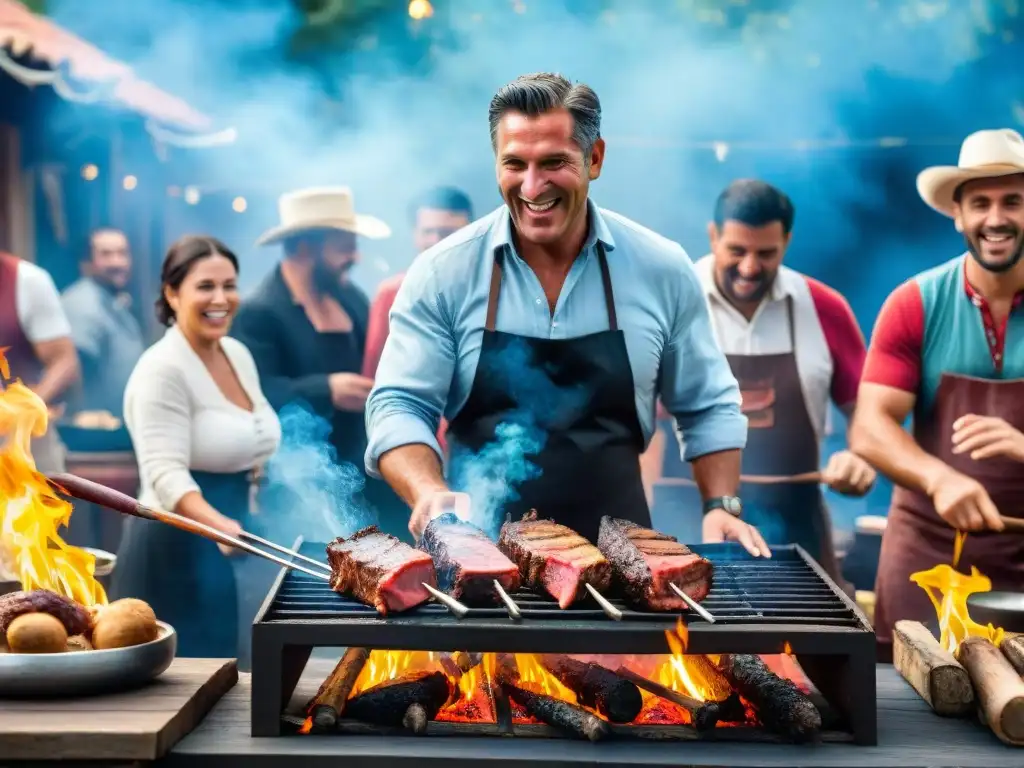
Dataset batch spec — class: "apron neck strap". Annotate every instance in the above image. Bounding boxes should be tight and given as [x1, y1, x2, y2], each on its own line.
[485, 242, 618, 332]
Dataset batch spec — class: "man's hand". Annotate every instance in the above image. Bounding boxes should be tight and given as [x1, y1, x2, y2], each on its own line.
[409, 491, 471, 541]
[702, 509, 771, 558]
[329, 372, 374, 412]
[821, 450, 876, 497]
[927, 470, 1004, 532]
[951, 414, 1024, 463]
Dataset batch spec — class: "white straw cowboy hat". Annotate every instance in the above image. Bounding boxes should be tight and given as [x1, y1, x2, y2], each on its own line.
[256, 187, 391, 246]
[917, 129, 1024, 218]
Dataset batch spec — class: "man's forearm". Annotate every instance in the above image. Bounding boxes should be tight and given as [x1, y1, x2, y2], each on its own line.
[849, 415, 946, 495]
[34, 356, 80, 405]
[378, 443, 449, 508]
[690, 448, 741, 501]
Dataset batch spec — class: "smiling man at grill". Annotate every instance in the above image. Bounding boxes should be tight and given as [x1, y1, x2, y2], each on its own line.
[364, 72, 769, 556]
[850, 128, 1024, 658]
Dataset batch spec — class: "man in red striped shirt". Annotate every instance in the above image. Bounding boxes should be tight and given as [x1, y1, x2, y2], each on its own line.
[646, 180, 874, 581]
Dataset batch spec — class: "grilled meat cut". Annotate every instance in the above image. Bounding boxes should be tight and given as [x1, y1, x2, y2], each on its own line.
[597, 516, 713, 610]
[498, 510, 611, 609]
[0, 589, 93, 638]
[326, 526, 437, 615]
[419, 513, 521, 602]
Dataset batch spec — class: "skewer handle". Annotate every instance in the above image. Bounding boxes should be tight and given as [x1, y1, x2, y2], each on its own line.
[584, 583, 623, 621]
[422, 582, 470, 618]
[493, 580, 521, 621]
[669, 583, 716, 624]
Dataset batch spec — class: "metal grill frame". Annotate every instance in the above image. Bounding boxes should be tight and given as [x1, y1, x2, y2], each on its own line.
[250, 541, 877, 745]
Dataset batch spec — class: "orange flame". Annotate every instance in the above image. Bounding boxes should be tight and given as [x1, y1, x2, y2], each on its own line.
[909, 530, 1002, 654]
[0, 349, 107, 606]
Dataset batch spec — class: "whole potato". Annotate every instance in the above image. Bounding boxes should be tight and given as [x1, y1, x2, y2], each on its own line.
[92, 599, 159, 650]
[7, 612, 68, 654]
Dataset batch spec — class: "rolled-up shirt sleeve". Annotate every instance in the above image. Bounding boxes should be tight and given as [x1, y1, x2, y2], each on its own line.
[659, 257, 747, 461]
[364, 260, 457, 477]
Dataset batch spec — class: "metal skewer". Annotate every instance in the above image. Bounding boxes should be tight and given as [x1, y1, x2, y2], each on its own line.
[239, 530, 331, 573]
[585, 583, 622, 621]
[670, 583, 716, 623]
[422, 582, 470, 618]
[493, 580, 521, 621]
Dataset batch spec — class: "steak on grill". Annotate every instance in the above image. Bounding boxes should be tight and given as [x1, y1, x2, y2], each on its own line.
[419, 513, 521, 602]
[596, 516, 713, 610]
[498, 510, 611, 609]
[326, 526, 437, 615]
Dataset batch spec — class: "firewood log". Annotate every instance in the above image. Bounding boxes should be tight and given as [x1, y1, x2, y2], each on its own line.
[344, 670, 452, 733]
[305, 647, 371, 730]
[1000, 635, 1024, 677]
[893, 620, 974, 716]
[957, 636, 1024, 746]
[716, 654, 821, 742]
[539, 655, 643, 723]
[500, 681, 609, 742]
[615, 665, 746, 731]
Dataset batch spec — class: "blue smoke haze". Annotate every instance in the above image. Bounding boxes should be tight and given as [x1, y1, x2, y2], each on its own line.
[44, 0, 1024, 532]
[259, 403, 374, 543]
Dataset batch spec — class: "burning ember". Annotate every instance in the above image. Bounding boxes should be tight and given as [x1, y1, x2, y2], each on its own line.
[909, 530, 1002, 654]
[0, 349, 106, 607]
[302, 618, 814, 738]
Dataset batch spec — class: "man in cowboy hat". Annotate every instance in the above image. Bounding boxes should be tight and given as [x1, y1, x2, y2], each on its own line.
[231, 187, 407, 537]
[850, 128, 1024, 658]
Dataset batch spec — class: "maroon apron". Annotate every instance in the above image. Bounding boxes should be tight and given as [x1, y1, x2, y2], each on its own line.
[874, 372, 1024, 653]
[663, 297, 841, 580]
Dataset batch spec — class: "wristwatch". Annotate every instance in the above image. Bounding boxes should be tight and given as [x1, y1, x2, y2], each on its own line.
[703, 495, 743, 517]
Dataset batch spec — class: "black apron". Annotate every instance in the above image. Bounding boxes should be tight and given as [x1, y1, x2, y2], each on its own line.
[446, 244, 649, 543]
[111, 470, 252, 659]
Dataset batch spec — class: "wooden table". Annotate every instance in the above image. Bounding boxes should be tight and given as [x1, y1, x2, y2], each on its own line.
[158, 663, 1021, 768]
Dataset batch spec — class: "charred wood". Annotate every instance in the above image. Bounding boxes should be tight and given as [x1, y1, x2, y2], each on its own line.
[716, 654, 821, 742]
[344, 670, 452, 731]
[500, 681, 610, 742]
[957, 636, 1024, 746]
[614, 665, 746, 731]
[892, 620, 973, 716]
[539, 655, 642, 723]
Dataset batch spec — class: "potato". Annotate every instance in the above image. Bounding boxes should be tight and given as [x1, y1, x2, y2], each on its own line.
[7, 612, 68, 654]
[91, 599, 159, 650]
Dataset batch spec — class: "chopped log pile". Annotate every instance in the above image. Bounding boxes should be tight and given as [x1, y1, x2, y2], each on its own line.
[893, 621, 1024, 746]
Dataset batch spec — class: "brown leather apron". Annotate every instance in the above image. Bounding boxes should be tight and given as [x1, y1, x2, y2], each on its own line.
[659, 297, 841, 580]
[874, 372, 1024, 654]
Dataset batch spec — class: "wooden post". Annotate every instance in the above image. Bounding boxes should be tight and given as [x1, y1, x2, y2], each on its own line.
[892, 620, 974, 716]
[957, 636, 1024, 745]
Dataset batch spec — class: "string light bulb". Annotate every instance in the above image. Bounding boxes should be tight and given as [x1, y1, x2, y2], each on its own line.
[122, 175, 137, 191]
[184, 186, 201, 205]
[713, 142, 730, 162]
[81, 164, 98, 181]
[232, 196, 247, 213]
[408, 0, 433, 20]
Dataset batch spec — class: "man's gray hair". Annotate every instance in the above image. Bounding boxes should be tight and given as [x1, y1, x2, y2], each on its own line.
[488, 73, 602, 158]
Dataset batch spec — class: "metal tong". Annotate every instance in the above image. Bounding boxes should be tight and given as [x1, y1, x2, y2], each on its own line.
[48, 473, 332, 581]
[47, 473, 479, 620]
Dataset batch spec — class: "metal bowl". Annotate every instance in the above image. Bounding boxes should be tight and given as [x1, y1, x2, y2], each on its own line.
[0, 621, 176, 698]
[967, 591, 1024, 634]
[0, 548, 117, 597]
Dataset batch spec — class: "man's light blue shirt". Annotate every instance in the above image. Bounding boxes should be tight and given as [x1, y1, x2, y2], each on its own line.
[365, 202, 747, 477]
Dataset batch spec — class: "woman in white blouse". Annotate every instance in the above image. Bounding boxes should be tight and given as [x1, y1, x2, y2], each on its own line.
[114, 235, 281, 658]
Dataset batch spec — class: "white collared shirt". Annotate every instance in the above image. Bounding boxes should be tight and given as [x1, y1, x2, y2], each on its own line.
[691, 254, 867, 440]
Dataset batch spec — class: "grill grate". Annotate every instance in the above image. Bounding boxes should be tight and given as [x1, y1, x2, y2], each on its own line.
[261, 542, 862, 627]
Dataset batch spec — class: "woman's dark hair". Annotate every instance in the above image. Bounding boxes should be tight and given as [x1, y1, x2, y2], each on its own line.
[155, 235, 240, 326]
